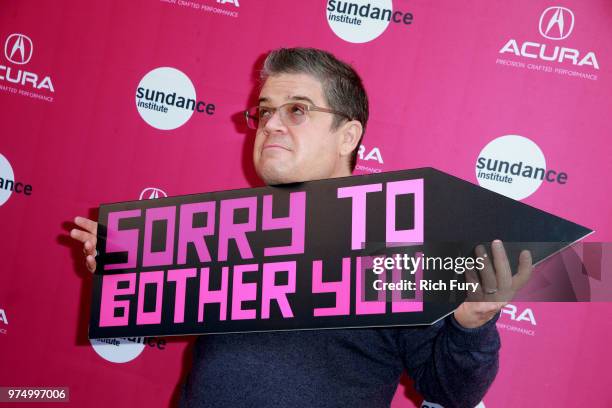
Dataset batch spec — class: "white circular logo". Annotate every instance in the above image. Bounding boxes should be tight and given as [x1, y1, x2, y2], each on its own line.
[90, 337, 145, 363]
[0, 153, 15, 206]
[421, 401, 484, 408]
[476, 135, 546, 200]
[136, 67, 196, 130]
[327, 0, 393, 43]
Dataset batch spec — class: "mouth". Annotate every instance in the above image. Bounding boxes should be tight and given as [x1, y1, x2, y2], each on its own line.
[262, 143, 291, 151]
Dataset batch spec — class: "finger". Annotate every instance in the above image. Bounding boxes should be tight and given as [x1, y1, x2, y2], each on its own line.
[464, 267, 482, 301]
[511, 250, 533, 291]
[75, 216, 98, 235]
[475, 244, 497, 293]
[465, 261, 481, 291]
[84, 240, 96, 257]
[491, 240, 513, 291]
[70, 228, 96, 245]
[71, 229, 97, 246]
[86, 255, 97, 273]
[465, 266, 480, 287]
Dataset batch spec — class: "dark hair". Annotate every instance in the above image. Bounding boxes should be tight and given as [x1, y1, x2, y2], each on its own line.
[260, 47, 369, 172]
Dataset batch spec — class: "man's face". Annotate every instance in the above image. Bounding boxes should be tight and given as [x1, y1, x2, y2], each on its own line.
[253, 72, 348, 185]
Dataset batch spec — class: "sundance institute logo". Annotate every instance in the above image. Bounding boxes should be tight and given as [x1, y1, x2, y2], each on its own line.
[90, 337, 146, 363]
[326, 0, 414, 43]
[136, 67, 216, 130]
[475, 135, 568, 200]
[0, 152, 33, 207]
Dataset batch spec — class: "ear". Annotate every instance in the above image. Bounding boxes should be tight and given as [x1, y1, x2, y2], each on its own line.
[338, 120, 363, 158]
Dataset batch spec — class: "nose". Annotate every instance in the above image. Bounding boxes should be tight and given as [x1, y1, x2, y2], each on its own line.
[262, 108, 287, 134]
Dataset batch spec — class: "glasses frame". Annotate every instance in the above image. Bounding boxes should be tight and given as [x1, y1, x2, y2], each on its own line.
[244, 102, 353, 130]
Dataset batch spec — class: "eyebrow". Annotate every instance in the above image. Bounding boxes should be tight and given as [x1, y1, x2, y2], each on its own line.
[258, 95, 316, 106]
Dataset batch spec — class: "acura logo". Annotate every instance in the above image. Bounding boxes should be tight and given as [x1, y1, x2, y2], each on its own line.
[4, 33, 33, 65]
[539, 6, 574, 40]
[139, 187, 168, 200]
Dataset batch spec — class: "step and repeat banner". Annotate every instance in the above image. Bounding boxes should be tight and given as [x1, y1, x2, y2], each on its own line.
[1, 1, 611, 407]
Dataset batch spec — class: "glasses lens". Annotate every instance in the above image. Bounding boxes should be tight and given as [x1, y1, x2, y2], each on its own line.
[281, 103, 308, 126]
[247, 104, 308, 130]
[257, 106, 277, 129]
[245, 107, 259, 129]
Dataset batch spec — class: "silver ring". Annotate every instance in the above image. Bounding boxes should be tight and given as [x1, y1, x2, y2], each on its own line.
[485, 288, 498, 294]
[95, 249, 99, 258]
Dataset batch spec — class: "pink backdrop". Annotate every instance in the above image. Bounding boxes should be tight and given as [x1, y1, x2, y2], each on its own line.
[1, 0, 611, 407]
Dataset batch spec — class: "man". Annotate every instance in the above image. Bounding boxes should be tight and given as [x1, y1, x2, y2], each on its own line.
[71, 47, 532, 408]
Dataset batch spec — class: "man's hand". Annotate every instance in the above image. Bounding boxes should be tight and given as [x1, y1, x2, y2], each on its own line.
[453, 240, 533, 329]
[70, 216, 98, 273]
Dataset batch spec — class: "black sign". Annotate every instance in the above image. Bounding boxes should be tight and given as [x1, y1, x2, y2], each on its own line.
[89, 168, 591, 339]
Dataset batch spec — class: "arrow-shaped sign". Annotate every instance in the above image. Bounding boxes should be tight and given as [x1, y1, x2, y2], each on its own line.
[88, 168, 592, 339]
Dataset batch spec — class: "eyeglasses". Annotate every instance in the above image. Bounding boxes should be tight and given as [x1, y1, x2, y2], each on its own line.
[244, 102, 352, 130]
